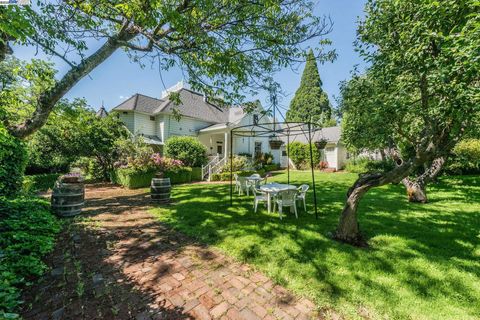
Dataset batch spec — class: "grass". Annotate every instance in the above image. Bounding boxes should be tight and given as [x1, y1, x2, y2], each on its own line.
[150, 171, 480, 320]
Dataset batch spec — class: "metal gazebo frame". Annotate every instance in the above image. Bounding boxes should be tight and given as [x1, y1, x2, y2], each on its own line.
[228, 110, 322, 219]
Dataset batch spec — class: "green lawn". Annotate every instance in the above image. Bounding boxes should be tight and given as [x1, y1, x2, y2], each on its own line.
[150, 171, 480, 320]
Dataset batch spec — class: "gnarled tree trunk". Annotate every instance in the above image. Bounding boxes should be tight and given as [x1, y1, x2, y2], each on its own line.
[402, 157, 445, 203]
[335, 160, 416, 245]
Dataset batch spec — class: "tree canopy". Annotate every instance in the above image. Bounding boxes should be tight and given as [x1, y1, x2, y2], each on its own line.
[336, 0, 480, 244]
[286, 49, 332, 126]
[1, 0, 333, 139]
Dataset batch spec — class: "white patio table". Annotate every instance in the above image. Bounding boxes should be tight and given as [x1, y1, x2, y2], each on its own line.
[260, 183, 297, 213]
[246, 175, 263, 188]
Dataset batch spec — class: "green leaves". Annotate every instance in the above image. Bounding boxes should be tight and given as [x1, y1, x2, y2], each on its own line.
[342, 0, 480, 161]
[286, 49, 333, 126]
[0, 196, 60, 314]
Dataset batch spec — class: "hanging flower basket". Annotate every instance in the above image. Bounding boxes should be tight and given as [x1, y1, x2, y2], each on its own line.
[314, 139, 328, 150]
[269, 137, 284, 150]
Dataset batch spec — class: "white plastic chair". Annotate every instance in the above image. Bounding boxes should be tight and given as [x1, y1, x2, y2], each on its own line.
[273, 189, 298, 220]
[237, 176, 250, 196]
[296, 184, 309, 211]
[234, 174, 240, 192]
[251, 187, 267, 213]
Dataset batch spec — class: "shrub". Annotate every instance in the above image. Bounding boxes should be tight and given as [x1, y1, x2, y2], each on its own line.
[23, 174, 62, 193]
[0, 127, 28, 197]
[446, 139, 480, 174]
[164, 136, 208, 167]
[116, 167, 156, 189]
[254, 152, 274, 167]
[263, 164, 280, 172]
[345, 157, 395, 173]
[164, 167, 192, 184]
[221, 155, 249, 173]
[0, 196, 60, 315]
[211, 170, 258, 181]
[287, 142, 321, 169]
[191, 167, 202, 181]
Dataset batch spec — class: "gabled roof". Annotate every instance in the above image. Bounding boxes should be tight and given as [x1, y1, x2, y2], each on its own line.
[156, 88, 229, 123]
[96, 106, 108, 118]
[112, 94, 164, 114]
[281, 126, 341, 144]
[110, 88, 266, 126]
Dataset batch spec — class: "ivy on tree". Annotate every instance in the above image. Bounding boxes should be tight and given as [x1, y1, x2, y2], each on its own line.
[286, 49, 333, 126]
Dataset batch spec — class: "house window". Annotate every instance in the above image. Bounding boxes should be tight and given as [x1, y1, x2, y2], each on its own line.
[150, 116, 155, 121]
[282, 150, 287, 156]
[122, 111, 128, 114]
[254, 142, 262, 156]
[253, 114, 259, 125]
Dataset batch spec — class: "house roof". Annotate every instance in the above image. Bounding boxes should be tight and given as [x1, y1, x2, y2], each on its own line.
[111, 89, 234, 124]
[96, 106, 108, 118]
[156, 88, 229, 123]
[112, 94, 165, 114]
[281, 126, 341, 144]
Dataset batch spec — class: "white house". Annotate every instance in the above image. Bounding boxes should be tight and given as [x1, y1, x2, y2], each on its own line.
[279, 126, 347, 171]
[110, 82, 348, 178]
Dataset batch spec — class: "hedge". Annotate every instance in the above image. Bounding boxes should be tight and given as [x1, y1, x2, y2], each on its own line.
[0, 196, 60, 316]
[164, 167, 192, 184]
[263, 164, 280, 172]
[191, 167, 202, 181]
[115, 168, 156, 189]
[115, 167, 193, 188]
[23, 173, 62, 193]
[210, 170, 258, 181]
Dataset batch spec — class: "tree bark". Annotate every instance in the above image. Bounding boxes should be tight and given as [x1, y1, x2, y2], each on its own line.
[402, 156, 445, 203]
[8, 29, 136, 139]
[335, 160, 416, 245]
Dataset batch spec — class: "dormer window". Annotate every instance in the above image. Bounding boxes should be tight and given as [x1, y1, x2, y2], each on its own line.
[150, 116, 155, 121]
[253, 114, 259, 125]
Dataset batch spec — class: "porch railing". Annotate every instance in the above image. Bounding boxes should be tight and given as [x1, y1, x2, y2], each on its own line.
[209, 156, 227, 181]
[201, 155, 219, 181]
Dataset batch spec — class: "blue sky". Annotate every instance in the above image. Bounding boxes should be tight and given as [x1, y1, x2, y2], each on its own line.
[14, 0, 367, 114]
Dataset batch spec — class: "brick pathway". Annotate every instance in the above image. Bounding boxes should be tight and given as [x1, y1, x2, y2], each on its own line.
[22, 185, 318, 320]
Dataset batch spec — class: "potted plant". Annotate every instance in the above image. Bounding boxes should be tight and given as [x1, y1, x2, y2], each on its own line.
[314, 138, 328, 151]
[59, 172, 84, 184]
[268, 135, 284, 149]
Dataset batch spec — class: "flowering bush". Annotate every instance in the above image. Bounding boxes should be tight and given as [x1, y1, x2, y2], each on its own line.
[318, 161, 329, 170]
[150, 153, 184, 171]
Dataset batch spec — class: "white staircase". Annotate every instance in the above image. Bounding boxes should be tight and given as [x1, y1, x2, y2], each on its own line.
[201, 155, 227, 181]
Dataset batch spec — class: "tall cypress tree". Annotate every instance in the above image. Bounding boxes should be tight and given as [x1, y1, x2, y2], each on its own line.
[286, 49, 332, 126]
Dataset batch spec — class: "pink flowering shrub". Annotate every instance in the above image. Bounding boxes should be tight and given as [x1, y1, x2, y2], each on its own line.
[150, 153, 184, 171]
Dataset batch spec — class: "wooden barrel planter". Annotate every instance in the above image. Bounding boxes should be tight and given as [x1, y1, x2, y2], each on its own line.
[51, 181, 85, 217]
[151, 177, 171, 203]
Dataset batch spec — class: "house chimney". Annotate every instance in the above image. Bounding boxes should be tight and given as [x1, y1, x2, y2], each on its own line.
[203, 94, 208, 103]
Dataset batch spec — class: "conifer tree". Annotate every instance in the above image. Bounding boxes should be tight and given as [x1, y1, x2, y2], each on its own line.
[286, 49, 332, 126]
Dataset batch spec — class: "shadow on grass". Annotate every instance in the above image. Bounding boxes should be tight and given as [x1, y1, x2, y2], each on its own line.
[149, 172, 480, 319]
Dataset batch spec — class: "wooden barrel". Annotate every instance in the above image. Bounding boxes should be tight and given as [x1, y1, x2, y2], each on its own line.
[151, 178, 171, 203]
[51, 181, 85, 217]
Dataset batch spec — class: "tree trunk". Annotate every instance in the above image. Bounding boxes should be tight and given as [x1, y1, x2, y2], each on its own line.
[335, 182, 370, 245]
[403, 179, 427, 203]
[335, 160, 416, 245]
[402, 157, 445, 203]
[8, 29, 136, 139]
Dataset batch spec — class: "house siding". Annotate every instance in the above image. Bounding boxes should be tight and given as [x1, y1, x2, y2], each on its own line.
[166, 115, 212, 138]
[118, 112, 135, 133]
[134, 113, 156, 136]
